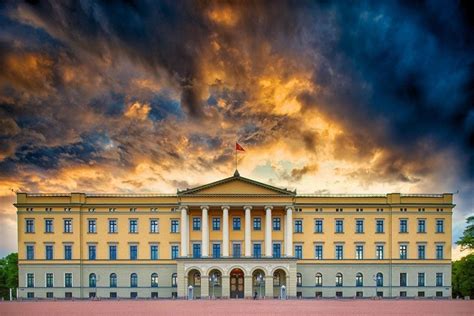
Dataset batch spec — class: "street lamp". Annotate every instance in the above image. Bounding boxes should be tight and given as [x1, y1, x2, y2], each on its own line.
[210, 273, 218, 299]
[257, 274, 264, 299]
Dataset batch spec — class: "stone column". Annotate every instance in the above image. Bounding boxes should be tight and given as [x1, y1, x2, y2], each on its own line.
[285, 206, 294, 257]
[180, 206, 188, 257]
[265, 273, 274, 298]
[265, 206, 273, 257]
[222, 206, 230, 257]
[201, 275, 209, 298]
[222, 275, 230, 298]
[244, 275, 253, 298]
[201, 206, 209, 257]
[244, 206, 252, 257]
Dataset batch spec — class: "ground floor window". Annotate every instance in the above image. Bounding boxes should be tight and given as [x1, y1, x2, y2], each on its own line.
[400, 291, 407, 297]
[89, 292, 96, 298]
[27, 292, 34, 298]
[110, 292, 117, 298]
[377, 291, 383, 297]
[151, 292, 158, 299]
[418, 291, 425, 297]
[356, 291, 363, 298]
[131, 292, 138, 299]
[172, 292, 178, 299]
[65, 292, 72, 299]
[46, 292, 53, 298]
[297, 292, 302, 298]
[336, 291, 343, 297]
[315, 291, 322, 298]
[436, 291, 443, 297]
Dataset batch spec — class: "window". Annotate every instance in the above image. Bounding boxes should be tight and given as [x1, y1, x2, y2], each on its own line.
[376, 273, 383, 287]
[26, 245, 34, 260]
[253, 244, 261, 258]
[232, 243, 241, 258]
[109, 219, 117, 233]
[130, 273, 138, 288]
[45, 245, 53, 260]
[418, 272, 425, 286]
[436, 245, 444, 259]
[400, 219, 408, 233]
[212, 218, 220, 231]
[88, 219, 96, 233]
[335, 219, 344, 233]
[295, 245, 303, 259]
[88, 245, 96, 260]
[64, 219, 72, 233]
[355, 245, 364, 260]
[356, 273, 363, 287]
[400, 273, 407, 286]
[315, 273, 323, 286]
[89, 273, 96, 287]
[129, 219, 138, 233]
[294, 219, 303, 233]
[150, 219, 159, 233]
[27, 273, 34, 287]
[171, 273, 177, 287]
[64, 245, 72, 260]
[253, 217, 261, 230]
[436, 273, 443, 286]
[294, 273, 302, 287]
[151, 273, 159, 287]
[314, 219, 323, 233]
[110, 273, 117, 288]
[273, 217, 281, 231]
[193, 243, 201, 258]
[45, 219, 53, 233]
[27, 292, 34, 298]
[46, 273, 53, 288]
[130, 245, 138, 260]
[400, 245, 407, 259]
[65, 273, 72, 288]
[150, 245, 159, 260]
[436, 220, 444, 233]
[376, 245, 384, 260]
[171, 219, 179, 233]
[233, 217, 241, 230]
[130, 292, 137, 299]
[315, 245, 323, 260]
[355, 219, 364, 233]
[418, 245, 426, 259]
[171, 245, 179, 259]
[46, 292, 53, 298]
[26, 219, 34, 233]
[273, 243, 281, 258]
[376, 220, 384, 233]
[213, 243, 221, 258]
[335, 273, 343, 287]
[335, 245, 343, 260]
[109, 245, 117, 260]
[418, 219, 426, 233]
[193, 217, 201, 231]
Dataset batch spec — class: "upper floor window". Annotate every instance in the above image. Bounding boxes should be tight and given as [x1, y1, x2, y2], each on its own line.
[376, 272, 384, 287]
[171, 273, 177, 287]
[294, 219, 303, 233]
[26, 245, 34, 260]
[232, 243, 241, 258]
[355, 245, 364, 260]
[335, 220, 344, 233]
[253, 217, 261, 230]
[89, 273, 96, 287]
[212, 218, 220, 231]
[109, 245, 117, 260]
[253, 244, 261, 258]
[192, 217, 201, 231]
[171, 245, 179, 259]
[436, 273, 443, 286]
[213, 243, 221, 258]
[335, 245, 344, 260]
[335, 273, 343, 287]
[315, 245, 323, 260]
[45, 219, 53, 233]
[436, 220, 444, 233]
[273, 243, 281, 258]
[109, 219, 117, 233]
[27, 273, 34, 287]
[418, 272, 425, 286]
[436, 245, 444, 259]
[129, 219, 138, 233]
[130, 245, 138, 260]
[64, 245, 72, 260]
[418, 219, 426, 233]
[400, 219, 408, 233]
[376, 245, 384, 260]
[65, 273, 72, 288]
[355, 219, 364, 233]
[150, 245, 159, 260]
[400, 245, 407, 259]
[273, 217, 281, 231]
[150, 219, 159, 233]
[233, 217, 241, 230]
[297, 273, 302, 287]
[130, 273, 138, 288]
[418, 245, 426, 259]
[88, 219, 96, 233]
[400, 273, 407, 286]
[151, 273, 159, 287]
[171, 219, 179, 233]
[193, 243, 201, 258]
[314, 219, 323, 233]
[46, 273, 53, 288]
[64, 219, 72, 233]
[88, 245, 96, 260]
[356, 273, 363, 287]
[294, 245, 303, 259]
[45, 245, 54, 260]
[376, 220, 384, 233]
[110, 273, 117, 288]
[26, 219, 34, 233]
[315, 273, 323, 286]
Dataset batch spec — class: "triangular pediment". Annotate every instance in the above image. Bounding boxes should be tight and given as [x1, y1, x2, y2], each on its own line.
[178, 173, 295, 196]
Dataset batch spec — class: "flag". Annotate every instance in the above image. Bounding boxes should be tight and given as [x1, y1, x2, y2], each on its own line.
[236, 142, 245, 152]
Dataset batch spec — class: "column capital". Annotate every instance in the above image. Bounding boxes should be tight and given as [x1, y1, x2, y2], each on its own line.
[200, 205, 209, 210]
[264, 205, 273, 210]
[285, 205, 294, 211]
[180, 205, 189, 211]
[243, 205, 253, 210]
[221, 205, 230, 210]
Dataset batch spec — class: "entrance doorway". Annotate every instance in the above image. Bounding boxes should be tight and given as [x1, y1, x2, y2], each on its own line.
[230, 268, 244, 298]
[187, 269, 201, 299]
[273, 269, 287, 298]
[208, 269, 222, 299]
[252, 269, 266, 298]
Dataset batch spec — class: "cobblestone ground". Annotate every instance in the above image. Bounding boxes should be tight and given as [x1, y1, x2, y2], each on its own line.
[0, 299, 473, 316]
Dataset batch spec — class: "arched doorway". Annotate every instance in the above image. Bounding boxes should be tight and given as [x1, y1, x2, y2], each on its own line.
[187, 269, 201, 299]
[230, 268, 244, 298]
[252, 269, 266, 298]
[208, 269, 222, 298]
[273, 269, 287, 298]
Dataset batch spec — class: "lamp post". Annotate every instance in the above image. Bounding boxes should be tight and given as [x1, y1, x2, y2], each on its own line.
[257, 274, 264, 299]
[210, 273, 217, 299]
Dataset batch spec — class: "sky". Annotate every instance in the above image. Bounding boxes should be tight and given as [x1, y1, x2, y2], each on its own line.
[0, 0, 472, 259]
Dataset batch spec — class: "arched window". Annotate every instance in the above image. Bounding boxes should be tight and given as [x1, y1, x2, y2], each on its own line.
[89, 273, 96, 287]
[110, 273, 117, 288]
[171, 273, 177, 287]
[336, 273, 343, 287]
[151, 273, 159, 287]
[376, 272, 383, 287]
[356, 273, 363, 287]
[130, 273, 138, 288]
[315, 273, 323, 287]
[297, 273, 302, 287]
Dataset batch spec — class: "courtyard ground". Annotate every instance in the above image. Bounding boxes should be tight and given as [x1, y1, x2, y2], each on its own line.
[0, 299, 473, 316]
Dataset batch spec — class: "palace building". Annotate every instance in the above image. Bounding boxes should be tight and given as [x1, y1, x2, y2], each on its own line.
[16, 171, 454, 299]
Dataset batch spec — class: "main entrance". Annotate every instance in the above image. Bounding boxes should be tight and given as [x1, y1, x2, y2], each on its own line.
[230, 268, 244, 298]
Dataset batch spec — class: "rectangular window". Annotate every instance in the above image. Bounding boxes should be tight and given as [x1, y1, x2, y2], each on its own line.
[233, 243, 241, 258]
[26, 219, 35, 233]
[88, 219, 96, 233]
[171, 245, 179, 259]
[400, 245, 407, 259]
[335, 245, 344, 260]
[314, 219, 323, 233]
[46, 273, 53, 288]
[436, 273, 443, 286]
[294, 219, 303, 233]
[273, 243, 281, 258]
[109, 245, 117, 260]
[400, 219, 408, 233]
[129, 219, 138, 233]
[273, 218, 281, 231]
[64, 245, 72, 260]
[109, 219, 117, 233]
[253, 217, 261, 230]
[26, 245, 34, 260]
[130, 245, 138, 260]
[193, 243, 201, 258]
[295, 245, 303, 259]
[315, 245, 323, 260]
[65, 273, 72, 288]
[212, 218, 220, 231]
[418, 272, 425, 286]
[151, 245, 159, 260]
[376, 245, 384, 260]
[233, 217, 241, 230]
[27, 273, 34, 287]
[253, 244, 261, 258]
[436, 220, 444, 233]
[88, 245, 96, 260]
[27, 292, 34, 298]
[45, 219, 53, 233]
[335, 220, 344, 233]
[213, 243, 221, 258]
[355, 219, 364, 233]
[376, 220, 384, 233]
[400, 273, 407, 287]
[418, 219, 426, 233]
[47, 292, 53, 298]
[418, 245, 426, 259]
[436, 245, 444, 259]
[171, 219, 179, 233]
[150, 219, 159, 233]
[355, 245, 364, 260]
[45, 245, 54, 260]
[64, 219, 72, 233]
[192, 217, 201, 231]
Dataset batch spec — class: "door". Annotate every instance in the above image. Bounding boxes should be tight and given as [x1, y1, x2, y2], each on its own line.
[230, 268, 244, 298]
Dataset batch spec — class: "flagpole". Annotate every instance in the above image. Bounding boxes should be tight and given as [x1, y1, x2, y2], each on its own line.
[235, 144, 237, 171]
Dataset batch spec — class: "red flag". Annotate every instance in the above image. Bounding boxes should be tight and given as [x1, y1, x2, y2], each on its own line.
[236, 142, 245, 151]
